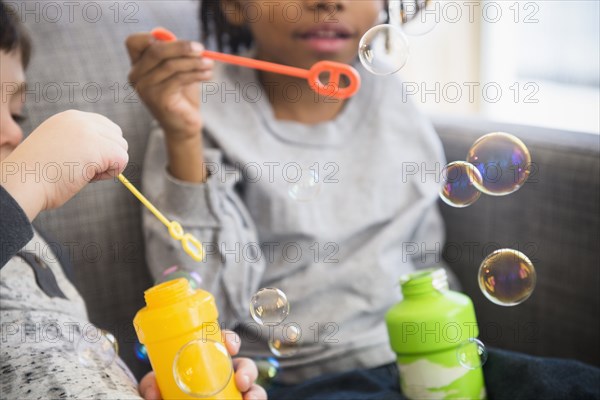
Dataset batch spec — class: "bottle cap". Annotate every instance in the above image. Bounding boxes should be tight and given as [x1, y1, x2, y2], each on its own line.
[134, 278, 218, 344]
[400, 268, 449, 297]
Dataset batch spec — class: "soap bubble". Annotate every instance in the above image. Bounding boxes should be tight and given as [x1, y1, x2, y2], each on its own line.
[173, 338, 233, 397]
[456, 338, 488, 369]
[250, 288, 290, 326]
[255, 357, 280, 389]
[155, 265, 202, 290]
[359, 24, 410, 75]
[439, 161, 483, 208]
[478, 249, 536, 306]
[134, 341, 150, 364]
[268, 324, 302, 357]
[76, 327, 118, 369]
[389, 0, 438, 36]
[466, 132, 532, 196]
[288, 169, 320, 202]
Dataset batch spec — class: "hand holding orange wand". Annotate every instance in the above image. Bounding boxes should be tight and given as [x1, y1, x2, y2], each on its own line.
[151, 27, 361, 99]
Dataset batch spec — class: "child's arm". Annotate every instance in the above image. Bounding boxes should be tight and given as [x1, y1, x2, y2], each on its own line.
[141, 125, 265, 326]
[125, 33, 213, 183]
[1, 110, 128, 267]
[127, 33, 265, 324]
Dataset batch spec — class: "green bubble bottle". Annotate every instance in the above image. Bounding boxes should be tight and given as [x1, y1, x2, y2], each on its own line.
[385, 268, 487, 399]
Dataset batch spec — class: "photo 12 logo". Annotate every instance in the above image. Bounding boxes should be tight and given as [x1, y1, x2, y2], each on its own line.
[3, 1, 140, 24]
[391, 1, 540, 25]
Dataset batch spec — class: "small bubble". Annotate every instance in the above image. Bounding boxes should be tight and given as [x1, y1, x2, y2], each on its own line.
[250, 288, 290, 326]
[359, 24, 410, 75]
[456, 338, 488, 369]
[255, 357, 280, 389]
[389, 0, 439, 36]
[439, 161, 483, 208]
[268, 324, 301, 358]
[134, 341, 150, 364]
[75, 328, 117, 369]
[288, 169, 321, 202]
[155, 265, 202, 290]
[173, 339, 233, 397]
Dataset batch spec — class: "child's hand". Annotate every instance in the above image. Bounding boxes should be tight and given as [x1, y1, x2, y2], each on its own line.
[125, 33, 214, 143]
[224, 331, 268, 399]
[138, 330, 267, 400]
[1, 110, 128, 221]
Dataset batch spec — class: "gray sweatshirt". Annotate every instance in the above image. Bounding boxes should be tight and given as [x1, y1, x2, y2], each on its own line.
[0, 230, 139, 399]
[142, 61, 447, 384]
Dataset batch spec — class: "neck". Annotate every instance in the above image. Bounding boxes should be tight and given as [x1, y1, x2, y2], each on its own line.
[258, 70, 346, 124]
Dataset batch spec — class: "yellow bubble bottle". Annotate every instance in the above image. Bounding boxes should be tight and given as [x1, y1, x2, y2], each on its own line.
[133, 278, 242, 400]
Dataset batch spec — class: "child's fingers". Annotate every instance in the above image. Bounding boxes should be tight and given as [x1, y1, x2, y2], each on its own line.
[90, 141, 129, 182]
[151, 71, 213, 95]
[243, 384, 268, 400]
[233, 358, 259, 393]
[170, 70, 213, 86]
[139, 371, 162, 400]
[99, 132, 129, 155]
[85, 116, 128, 152]
[222, 330, 241, 356]
[129, 40, 204, 86]
[125, 33, 155, 64]
[140, 57, 213, 87]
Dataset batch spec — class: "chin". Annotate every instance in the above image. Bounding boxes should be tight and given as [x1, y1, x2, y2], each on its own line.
[308, 51, 357, 67]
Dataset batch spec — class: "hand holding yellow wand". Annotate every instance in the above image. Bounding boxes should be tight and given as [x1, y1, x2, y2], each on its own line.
[118, 174, 204, 262]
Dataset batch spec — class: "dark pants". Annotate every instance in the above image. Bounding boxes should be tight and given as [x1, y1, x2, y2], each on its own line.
[267, 348, 600, 400]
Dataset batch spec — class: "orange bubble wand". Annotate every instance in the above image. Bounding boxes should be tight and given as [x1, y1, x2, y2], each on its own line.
[151, 27, 361, 99]
[118, 174, 204, 262]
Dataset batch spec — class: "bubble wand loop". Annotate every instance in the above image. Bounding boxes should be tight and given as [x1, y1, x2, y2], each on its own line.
[117, 174, 204, 261]
[151, 27, 361, 99]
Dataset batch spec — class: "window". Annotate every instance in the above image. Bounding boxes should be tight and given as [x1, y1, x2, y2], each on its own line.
[401, 1, 599, 134]
[481, 0, 599, 133]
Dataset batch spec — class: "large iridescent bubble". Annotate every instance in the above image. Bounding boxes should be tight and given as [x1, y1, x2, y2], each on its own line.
[466, 132, 531, 196]
[478, 249, 536, 306]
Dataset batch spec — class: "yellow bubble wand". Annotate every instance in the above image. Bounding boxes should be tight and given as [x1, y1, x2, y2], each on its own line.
[118, 174, 204, 262]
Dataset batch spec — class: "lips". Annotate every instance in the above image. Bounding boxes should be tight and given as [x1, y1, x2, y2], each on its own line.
[295, 24, 356, 53]
[298, 25, 353, 40]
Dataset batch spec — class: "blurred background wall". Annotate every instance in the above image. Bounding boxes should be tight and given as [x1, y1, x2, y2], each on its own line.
[399, 0, 599, 134]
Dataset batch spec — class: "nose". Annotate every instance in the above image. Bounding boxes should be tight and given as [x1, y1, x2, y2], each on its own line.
[304, 0, 346, 13]
[0, 114, 24, 149]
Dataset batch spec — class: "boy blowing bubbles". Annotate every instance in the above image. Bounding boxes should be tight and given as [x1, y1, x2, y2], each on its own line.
[0, 3, 265, 399]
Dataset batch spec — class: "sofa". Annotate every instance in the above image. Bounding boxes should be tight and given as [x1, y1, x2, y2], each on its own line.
[14, 0, 599, 380]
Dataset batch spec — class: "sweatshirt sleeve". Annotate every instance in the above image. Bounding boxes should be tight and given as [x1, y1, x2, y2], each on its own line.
[0, 186, 34, 268]
[141, 123, 265, 327]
